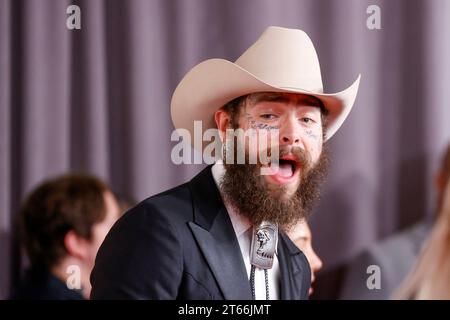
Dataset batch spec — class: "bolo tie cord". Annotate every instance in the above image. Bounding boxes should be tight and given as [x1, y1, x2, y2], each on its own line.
[250, 265, 270, 300]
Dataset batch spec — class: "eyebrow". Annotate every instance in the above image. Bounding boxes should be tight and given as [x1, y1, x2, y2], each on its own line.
[249, 92, 322, 109]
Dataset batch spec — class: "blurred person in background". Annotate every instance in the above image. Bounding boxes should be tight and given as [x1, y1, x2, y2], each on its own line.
[11, 174, 120, 300]
[113, 192, 137, 217]
[339, 144, 450, 299]
[394, 174, 450, 299]
[288, 221, 323, 296]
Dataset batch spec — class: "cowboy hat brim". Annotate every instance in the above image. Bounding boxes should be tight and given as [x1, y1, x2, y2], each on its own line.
[171, 58, 361, 148]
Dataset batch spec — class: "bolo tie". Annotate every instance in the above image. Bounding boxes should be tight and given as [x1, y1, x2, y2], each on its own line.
[249, 221, 278, 300]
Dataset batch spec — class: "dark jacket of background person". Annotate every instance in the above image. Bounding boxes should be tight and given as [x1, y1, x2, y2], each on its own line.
[11, 266, 83, 300]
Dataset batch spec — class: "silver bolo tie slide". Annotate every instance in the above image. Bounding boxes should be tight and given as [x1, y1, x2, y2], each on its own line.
[249, 221, 278, 300]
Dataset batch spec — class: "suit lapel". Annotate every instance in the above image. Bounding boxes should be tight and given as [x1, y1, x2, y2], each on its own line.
[277, 233, 310, 300]
[187, 166, 252, 300]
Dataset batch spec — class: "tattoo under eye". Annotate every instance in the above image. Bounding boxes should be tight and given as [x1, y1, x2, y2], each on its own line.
[305, 129, 319, 140]
[252, 123, 280, 130]
[245, 113, 280, 130]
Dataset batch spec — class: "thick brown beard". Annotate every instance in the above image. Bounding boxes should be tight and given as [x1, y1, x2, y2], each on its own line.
[220, 145, 329, 230]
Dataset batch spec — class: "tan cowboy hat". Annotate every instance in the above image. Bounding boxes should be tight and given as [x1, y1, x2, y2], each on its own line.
[171, 26, 361, 148]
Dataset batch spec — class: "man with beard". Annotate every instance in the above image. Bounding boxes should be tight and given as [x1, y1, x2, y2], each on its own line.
[90, 26, 360, 300]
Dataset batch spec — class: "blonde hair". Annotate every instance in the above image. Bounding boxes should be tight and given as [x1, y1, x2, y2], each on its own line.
[393, 178, 450, 299]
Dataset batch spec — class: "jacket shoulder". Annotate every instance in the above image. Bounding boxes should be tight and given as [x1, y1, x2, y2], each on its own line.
[90, 183, 195, 299]
[126, 181, 194, 224]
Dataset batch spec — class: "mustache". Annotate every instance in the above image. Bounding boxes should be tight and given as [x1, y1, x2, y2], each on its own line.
[224, 139, 315, 175]
[262, 145, 313, 172]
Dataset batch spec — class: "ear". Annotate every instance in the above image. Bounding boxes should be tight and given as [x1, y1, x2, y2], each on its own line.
[64, 230, 89, 260]
[214, 108, 232, 143]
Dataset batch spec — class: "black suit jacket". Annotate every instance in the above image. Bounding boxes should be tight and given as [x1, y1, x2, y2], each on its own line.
[90, 165, 311, 299]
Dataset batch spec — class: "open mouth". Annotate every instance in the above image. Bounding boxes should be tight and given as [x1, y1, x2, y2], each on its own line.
[264, 155, 301, 184]
[278, 158, 298, 178]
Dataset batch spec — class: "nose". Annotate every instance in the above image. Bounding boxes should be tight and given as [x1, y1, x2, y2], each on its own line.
[310, 250, 323, 273]
[280, 116, 302, 146]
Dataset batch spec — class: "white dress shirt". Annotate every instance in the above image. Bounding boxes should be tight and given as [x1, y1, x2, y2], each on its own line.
[211, 161, 280, 300]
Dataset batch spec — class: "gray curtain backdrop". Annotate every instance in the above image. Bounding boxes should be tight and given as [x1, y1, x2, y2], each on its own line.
[1, 0, 450, 299]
